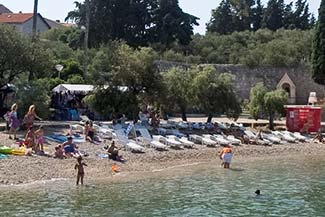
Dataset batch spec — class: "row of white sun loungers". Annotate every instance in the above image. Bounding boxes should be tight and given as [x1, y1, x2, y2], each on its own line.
[71, 122, 312, 153]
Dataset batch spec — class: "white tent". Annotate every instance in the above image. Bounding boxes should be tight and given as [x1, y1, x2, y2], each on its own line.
[52, 84, 95, 94]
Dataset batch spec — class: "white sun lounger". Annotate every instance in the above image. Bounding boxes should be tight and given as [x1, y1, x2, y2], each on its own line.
[167, 135, 194, 148]
[114, 129, 144, 153]
[272, 131, 296, 143]
[244, 130, 257, 139]
[189, 134, 204, 144]
[153, 135, 182, 148]
[244, 130, 272, 146]
[202, 135, 218, 147]
[283, 131, 307, 142]
[262, 133, 282, 144]
[211, 134, 231, 146]
[178, 137, 194, 148]
[137, 128, 167, 151]
[292, 132, 309, 142]
[226, 135, 241, 145]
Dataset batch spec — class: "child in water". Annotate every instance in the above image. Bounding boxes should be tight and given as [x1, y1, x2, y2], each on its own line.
[75, 156, 87, 185]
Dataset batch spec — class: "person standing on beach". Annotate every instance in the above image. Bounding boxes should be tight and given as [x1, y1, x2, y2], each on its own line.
[75, 156, 87, 185]
[219, 145, 233, 169]
[23, 105, 42, 130]
[8, 103, 19, 140]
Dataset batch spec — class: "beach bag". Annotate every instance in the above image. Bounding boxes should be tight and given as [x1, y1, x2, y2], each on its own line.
[3, 111, 11, 122]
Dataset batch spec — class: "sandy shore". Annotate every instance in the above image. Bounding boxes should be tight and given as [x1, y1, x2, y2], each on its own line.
[0, 127, 325, 186]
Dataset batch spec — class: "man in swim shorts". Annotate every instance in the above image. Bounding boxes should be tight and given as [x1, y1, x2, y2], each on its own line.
[219, 145, 233, 169]
[63, 137, 79, 157]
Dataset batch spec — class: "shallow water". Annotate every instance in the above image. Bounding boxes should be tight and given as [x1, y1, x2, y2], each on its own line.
[1, 156, 325, 217]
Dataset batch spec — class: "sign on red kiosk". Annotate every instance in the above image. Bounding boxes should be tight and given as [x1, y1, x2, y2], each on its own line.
[285, 106, 322, 132]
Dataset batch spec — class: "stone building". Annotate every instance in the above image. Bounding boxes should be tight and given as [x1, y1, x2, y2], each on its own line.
[155, 60, 325, 105]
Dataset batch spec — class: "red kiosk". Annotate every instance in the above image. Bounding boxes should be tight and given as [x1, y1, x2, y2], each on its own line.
[285, 106, 322, 132]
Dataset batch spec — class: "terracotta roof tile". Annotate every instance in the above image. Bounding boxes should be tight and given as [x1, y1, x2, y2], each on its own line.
[0, 13, 33, 24]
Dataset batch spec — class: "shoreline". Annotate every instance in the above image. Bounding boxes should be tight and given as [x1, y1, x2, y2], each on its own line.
[1, 133, 325, 187]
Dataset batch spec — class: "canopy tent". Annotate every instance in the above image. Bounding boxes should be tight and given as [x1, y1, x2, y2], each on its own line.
[52, 84, 128, 94]
[52, 84, 94, 94]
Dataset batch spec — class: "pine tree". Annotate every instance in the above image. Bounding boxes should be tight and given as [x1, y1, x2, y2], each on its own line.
[312, 0, 325, 85]
[262, 0, 285, 31]
[252, 0, 264, 31]
[207, 0, 235, 34]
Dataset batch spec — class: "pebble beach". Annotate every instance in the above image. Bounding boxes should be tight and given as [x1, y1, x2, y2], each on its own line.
[0, 126, 324, 186]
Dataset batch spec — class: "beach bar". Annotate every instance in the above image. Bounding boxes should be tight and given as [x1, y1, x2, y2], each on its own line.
[285, 105, 322, 132]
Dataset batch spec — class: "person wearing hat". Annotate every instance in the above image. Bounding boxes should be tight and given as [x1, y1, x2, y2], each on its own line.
[63, 136, 79, 157]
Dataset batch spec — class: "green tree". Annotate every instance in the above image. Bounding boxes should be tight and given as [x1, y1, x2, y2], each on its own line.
[66, 0, 198, 48]
[264, 89, 288, 130]
[207, 0, 235, 34]
[163, 67, 192, 121]
[150, 0, 199, 47]
[249, 83, 287, 130]
[252, 0, 264, 31]
[83, 88, 138, 120]
[249, 82, 268, 120]
[191, 66, 241, 123]
[262, 0, 285, 31]
[312, 0, 325, 85]
[60, 60, 84, 81]
[16, 80, 51, 119]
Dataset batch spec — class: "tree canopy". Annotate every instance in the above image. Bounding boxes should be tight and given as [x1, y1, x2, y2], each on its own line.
[249, 83, 288, 129]
[312, 0, 325, 85]
[207, 0, 315, 34]
[66, 0, 198, 48]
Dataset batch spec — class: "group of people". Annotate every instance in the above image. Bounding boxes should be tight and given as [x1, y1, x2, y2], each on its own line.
[54, 136, 81, 159]
[5, 104, 42, 140]
[24, 125, 45, 154]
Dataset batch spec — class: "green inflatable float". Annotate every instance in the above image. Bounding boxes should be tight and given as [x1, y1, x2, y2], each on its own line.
[0, 146, 13, 155]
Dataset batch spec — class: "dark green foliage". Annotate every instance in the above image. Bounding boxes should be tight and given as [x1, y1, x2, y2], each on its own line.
[0, 25, 29, 88]
[190, 29, 312, 67]
[191, 66, 242, 122]
[83, 88, 138, 120]
[162, 67, 193, 121]
[60, 60, 84, 81]
[207, 0, 235, 34]
[66, 0, 198, 48]
[312, 0, 325, 85]
[249, 83, 288, 129]
[207, 0, 314, 34]
[16, 80, 50, 119]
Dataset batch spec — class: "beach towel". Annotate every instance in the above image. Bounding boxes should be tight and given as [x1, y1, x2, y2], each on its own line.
[96, 153, 109, 159]
[45, 134, 86, 143]
[0, 153, 8, 159]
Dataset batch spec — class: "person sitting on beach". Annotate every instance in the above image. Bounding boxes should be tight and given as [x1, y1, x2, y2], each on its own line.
[24, 126, 36, 150]
[219, 145, 233, 169]
[84, 121, 95, 142]
[75, 156, 87, 185]
[54, 145, 65, 159]
[63, 137, 79, 157]
[107, 141, 123, 161]
[35, 126, 45, 153]
[313, 131, 324, 144]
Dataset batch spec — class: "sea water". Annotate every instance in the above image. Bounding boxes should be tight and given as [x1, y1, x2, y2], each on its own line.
[1, 155, 325, 217]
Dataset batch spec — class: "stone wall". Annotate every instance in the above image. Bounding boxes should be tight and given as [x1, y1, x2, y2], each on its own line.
[154, 60, 325, 105]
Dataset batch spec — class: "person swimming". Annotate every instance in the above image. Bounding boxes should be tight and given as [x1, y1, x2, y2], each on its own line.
[255, 190, 261, 196]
